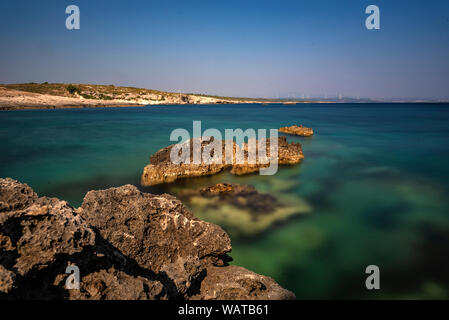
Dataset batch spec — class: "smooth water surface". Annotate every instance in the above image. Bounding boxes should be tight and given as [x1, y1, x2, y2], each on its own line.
[1, 103, 449, 299]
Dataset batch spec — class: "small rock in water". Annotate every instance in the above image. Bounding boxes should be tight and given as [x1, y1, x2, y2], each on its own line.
[279, 125, 314, 137]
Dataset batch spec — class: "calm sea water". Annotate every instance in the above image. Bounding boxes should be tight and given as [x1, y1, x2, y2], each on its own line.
[1, 103, 449, 299]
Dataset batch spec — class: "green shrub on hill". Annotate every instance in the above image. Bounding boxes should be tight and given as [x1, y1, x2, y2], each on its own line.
[67, 84, 81, 95]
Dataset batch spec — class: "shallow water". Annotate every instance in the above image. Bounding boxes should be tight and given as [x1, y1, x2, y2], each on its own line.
[1, 103, 449, 299]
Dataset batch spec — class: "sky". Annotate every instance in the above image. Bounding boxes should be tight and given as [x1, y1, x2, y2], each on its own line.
[0, 0, 448, 99]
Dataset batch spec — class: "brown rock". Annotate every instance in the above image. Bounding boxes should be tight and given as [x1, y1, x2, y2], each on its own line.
[191, 266, 295, 300]
[141, 136, 304, 186]
[68, 267, 165, 300]
[142, 136, 235, 186]
[231, 136, 304, 175]
[0, 178, 166, 300]
[0, 178, 38, 212]
[196, 183, 236, 195]
[0, 265, 15, 294]
[0, 181, 96, 277]
[80, 184, 232, 297]
[279, 125, 314, 137]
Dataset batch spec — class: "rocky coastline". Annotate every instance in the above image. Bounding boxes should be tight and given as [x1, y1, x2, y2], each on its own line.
[0, 178, 295, 300]
[0, 85, 309, 110]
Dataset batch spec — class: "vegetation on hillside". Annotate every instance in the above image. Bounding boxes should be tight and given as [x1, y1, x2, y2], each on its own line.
[3, 83, 178, 101]
[3, 83, 233, 101]
[2, 83, 313, 103]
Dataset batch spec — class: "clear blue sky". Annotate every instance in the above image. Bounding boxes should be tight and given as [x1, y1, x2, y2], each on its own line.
[1, 0, 448, 99]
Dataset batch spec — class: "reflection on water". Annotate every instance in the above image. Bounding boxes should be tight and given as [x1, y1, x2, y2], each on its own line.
[1, 104, 449, 299]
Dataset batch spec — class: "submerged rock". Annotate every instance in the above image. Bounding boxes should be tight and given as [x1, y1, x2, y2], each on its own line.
[0, 178, 294, 300]
[179, 183, 279, 214]
[279, 125, 314, 137]
[179, 183, 310, 238]
[141, 136, 304, 186]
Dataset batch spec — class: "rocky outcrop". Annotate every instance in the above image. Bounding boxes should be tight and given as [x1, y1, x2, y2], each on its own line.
[79, 185, 232, 297]
[178, 183, 310, 238]
[141, 136, 304, 186]
[0, 178, 294, 300]
[142, 137, 231, 186]
[279, 125, 314, 137]
[191, 266, 295, 300]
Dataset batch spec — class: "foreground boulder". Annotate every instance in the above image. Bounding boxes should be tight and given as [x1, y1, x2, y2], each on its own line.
[80, 185, 232, 297]
[141, 136, 304, 186]
[0, 178, 295, 300]
[279, 125, 314, 137]
[0, 178, 160, 299]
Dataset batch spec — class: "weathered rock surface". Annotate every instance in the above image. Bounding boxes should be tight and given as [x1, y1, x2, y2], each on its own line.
[279, 125, 314, 137]
[0, 265, 15, 294]
[67, 267, 166, 300]
[0, 179, 97, 281]
[141, 136, 304, 186]
[80, 185, 232, 297]
[191, 266, 296, 300]
[142, 137, 235, 186]
[0, 178, 143, 299]
[0, 178, 295, 300]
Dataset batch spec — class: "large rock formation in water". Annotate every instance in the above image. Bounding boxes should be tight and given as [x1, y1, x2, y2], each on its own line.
[279, 125, 314, 137]
[141, 136, 304, 186]
[0, 178, 294, 300]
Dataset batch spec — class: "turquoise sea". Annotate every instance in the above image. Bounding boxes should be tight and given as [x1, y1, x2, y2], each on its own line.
[1, 103, 449, 299]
